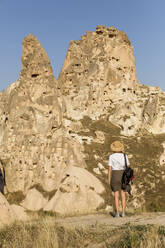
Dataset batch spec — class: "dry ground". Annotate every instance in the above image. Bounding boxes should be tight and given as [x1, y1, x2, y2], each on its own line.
[55, 212, 165, 229]
[0, 212, 165, 248]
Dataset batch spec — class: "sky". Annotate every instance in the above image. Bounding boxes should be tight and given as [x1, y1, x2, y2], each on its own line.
[0, 0, 165, 91]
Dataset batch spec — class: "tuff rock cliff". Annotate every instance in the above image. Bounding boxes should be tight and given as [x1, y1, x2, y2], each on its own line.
[58, 25, 165, 136]
[0, 26, 164, 220]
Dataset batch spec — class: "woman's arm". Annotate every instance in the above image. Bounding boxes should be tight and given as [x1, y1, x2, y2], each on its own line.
[108, 166, 112, 185]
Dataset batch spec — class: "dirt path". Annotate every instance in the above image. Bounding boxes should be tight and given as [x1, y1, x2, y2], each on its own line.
[55, 212, 165, 229]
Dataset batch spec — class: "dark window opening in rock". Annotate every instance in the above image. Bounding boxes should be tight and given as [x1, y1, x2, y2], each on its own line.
[66, 174, 70, 177]
[79, 73, 81, 75]
[31, 73, 39, 78]
[117, 67, 122, 71]
[119, 125, 124, 130]
[116, 59, 119, 61]
[51, 126, 56, 130]
[122, 88, 126, 92]
[5, 117, 8, 122]
[96, 30, 103, 35]
[133, 91, 136, 94]
[109, 34, 115, 38]
[49, 111, 52, 114]
[75, 64, 81, 67]
[19, 160, 22, 164]
[128, 126, 132, 130]
[128, 88, 131, 90]
[43, 92, 46, 94]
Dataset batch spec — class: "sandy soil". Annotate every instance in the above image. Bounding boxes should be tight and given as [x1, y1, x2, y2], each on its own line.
[55, 212, 165, 228]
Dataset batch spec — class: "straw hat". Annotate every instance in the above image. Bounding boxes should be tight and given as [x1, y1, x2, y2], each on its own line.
[110, 141, 124, 152]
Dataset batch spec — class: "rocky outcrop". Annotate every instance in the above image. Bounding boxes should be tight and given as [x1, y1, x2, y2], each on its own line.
[0, 193, 16, 225]
[58, 25, 165, 136]
[0, 33, 105, 216]
[21, 188, 48, 211]
[44, 166, 105, 214]
[11, 204, 29, 221]
[0, 25, 164, 217]
[0, 34, 87, 194]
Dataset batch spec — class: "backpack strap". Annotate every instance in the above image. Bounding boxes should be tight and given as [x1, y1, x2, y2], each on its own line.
[123, 153, 128, 168]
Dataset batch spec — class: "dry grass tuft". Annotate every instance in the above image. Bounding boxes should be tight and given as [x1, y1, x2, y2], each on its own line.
[0, 218, 59, 248]
[0, 217, 165, 248]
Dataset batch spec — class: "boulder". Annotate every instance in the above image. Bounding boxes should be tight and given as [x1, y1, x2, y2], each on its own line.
[44, 166, 105, 215]
[21, 188, 48, 211]
[0, 193, 16, 225]
[11, 204, 29, 221]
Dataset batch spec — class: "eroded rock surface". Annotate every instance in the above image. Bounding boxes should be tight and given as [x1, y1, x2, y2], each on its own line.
[0, 193, 16, 225]
[44, 166, 104, 215]
[0, 33, 105, 216]
[21, 188, 48, 211]
[0, 26, 165, 216]
[0, 34, 87, 195]
[11, 204, 29, 221]
[58, 25, 165, 136]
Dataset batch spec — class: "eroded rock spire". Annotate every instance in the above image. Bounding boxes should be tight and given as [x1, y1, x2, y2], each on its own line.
[20, 33, 53, 80]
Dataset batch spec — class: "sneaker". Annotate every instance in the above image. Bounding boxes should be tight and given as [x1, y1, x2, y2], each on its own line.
[115, 212, 120, 218]
[121, 212, 125, 217]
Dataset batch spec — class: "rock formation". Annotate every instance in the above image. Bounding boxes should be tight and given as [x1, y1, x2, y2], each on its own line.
[0, 33, 105, 215]
[0, 25, 164, 217]
[58, 25, 165, 136]
[0, 193, 16, 225]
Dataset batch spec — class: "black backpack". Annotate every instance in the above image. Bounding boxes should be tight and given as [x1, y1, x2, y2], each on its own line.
[121, 154, 134, 194]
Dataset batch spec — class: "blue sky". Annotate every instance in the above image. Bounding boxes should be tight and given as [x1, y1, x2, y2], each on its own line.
[0, 0, 165, 91]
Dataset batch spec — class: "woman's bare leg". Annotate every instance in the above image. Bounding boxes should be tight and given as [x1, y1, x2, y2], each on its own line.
[114, 191, 119, 213]
[121, 190, 126, 213]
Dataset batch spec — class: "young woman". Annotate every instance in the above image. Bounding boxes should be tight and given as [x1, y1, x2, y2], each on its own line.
[108, 141, 130, 217]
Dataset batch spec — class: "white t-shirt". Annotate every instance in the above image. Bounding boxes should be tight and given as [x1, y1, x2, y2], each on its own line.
[108, 153, 130, 170]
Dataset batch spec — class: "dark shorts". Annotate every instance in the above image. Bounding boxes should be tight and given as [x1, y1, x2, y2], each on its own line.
[110, 170, 124, 192]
